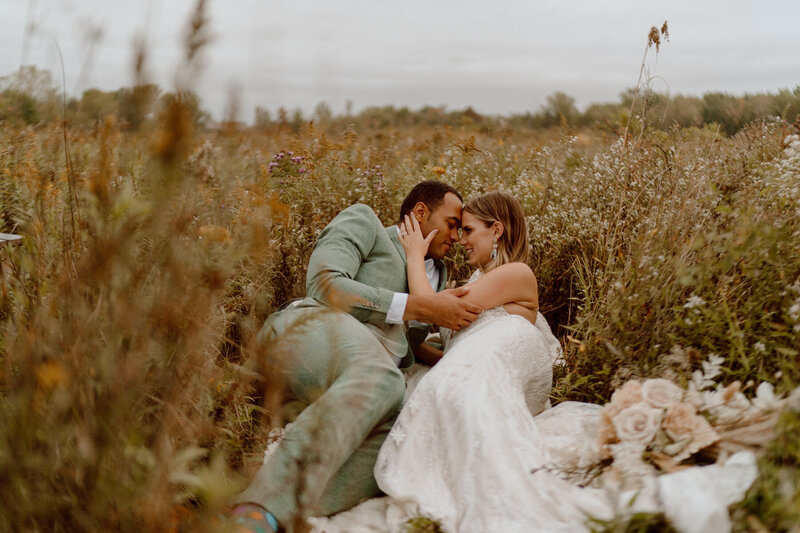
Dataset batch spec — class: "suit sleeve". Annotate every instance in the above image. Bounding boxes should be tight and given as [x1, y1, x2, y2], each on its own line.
[306, 204, 396, 326]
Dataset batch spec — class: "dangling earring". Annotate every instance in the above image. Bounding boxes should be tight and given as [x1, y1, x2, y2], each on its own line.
[490, 239, 497, 260]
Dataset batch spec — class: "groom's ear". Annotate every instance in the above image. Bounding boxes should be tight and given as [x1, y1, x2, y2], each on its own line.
[412, 201, 428, 222]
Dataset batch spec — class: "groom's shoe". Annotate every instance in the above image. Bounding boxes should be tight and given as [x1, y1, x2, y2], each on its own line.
[224, 502, 281, 533]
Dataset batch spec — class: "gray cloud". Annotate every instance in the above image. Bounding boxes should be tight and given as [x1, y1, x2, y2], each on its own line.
[2, 0, 798, 121]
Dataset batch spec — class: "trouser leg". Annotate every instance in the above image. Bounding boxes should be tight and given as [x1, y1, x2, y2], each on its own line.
[313, 413, 397, 516]
[237, 307, 406, 524]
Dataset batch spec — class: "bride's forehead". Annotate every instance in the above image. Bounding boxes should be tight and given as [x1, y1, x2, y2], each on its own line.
[462, 211, 482, 226]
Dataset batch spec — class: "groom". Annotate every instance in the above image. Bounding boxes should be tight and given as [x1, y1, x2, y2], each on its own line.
[233, 181, 480, 531]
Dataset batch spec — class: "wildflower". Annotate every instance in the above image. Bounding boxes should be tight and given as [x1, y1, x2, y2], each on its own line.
[683, 294, 706, 309]
[753, 342, 766, 353]
[752, 382, 782, 411]
[788, 300, 800, 322]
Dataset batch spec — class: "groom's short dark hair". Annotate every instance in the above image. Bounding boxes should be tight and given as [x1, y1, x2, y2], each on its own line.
[399, 181, 462, 222]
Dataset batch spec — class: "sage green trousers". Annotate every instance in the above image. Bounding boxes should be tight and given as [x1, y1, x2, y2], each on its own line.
[237, 305, 407, 525]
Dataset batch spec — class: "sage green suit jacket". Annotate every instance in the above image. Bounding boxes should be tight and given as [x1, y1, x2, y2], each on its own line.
[295, 203, 446, 368]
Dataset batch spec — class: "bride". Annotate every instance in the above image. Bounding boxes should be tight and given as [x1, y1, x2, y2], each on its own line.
[370, 191, 759, 533]
[374, 191, 607, 532]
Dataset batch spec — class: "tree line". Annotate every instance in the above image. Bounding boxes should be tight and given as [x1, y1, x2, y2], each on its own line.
[0, 66, 208, 131]
[2, 66, 798, 135]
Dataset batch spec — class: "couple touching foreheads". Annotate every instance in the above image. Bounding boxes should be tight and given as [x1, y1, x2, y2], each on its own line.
[229, 181, 591, 533]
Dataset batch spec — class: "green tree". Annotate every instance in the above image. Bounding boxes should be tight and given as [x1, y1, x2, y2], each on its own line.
[0, 89, 40, 124]
[702, 92, 743, 134]
[78, 88, 120, 124]
[314, 101, 333, 126]
[254, 106, 273, 129]
[665, 95, 704, 128]
[0, 65, 57, 102]
[118, 83, 160, 131]
[0, 66, 59, 124]
[540, 92, 579, 127]
[290, 107, 304, 133]
[580, 102, 624, 128]
[158, 90, 210, 130]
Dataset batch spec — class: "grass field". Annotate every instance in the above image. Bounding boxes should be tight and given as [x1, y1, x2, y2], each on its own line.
[2, 81, 800, 531]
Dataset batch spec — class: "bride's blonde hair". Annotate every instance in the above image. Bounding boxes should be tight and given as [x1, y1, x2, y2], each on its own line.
[463, 191, 529, 272]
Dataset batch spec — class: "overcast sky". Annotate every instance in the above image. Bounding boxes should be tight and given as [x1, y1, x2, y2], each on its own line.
[2, 0, 799, 122]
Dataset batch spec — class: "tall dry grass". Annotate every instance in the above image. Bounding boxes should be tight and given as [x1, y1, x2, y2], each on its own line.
[3, 110, 799, 531]
[2, 13, 799, 532]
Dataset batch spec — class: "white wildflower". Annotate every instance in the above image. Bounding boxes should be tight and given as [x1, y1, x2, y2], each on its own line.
[789, 300, 800, 322]
[754, 342, 767, 353]
[690, 353, 724, 391]
[683, 294, 706, 309]
[752, 382, 783, 411]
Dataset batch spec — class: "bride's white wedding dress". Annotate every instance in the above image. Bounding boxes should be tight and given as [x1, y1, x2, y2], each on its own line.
[374, 271, 609, 532]
[278, 271, 758, 532]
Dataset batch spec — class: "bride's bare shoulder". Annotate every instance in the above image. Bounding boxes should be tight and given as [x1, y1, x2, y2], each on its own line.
[472, 262, 538, 302]
[483, 262, 537, 284]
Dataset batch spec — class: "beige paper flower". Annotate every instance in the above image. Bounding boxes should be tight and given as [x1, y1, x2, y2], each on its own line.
[599, 381, 649, 456]
[613, 402, 662, 446]
[641, 378, 683, 409]
[662, 402, 697, 440]
[605, 380, 643, 418]
[663, 402, 719, 461]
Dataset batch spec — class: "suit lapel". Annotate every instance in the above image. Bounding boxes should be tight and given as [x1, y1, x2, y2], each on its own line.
[385, 226, 407, 265]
